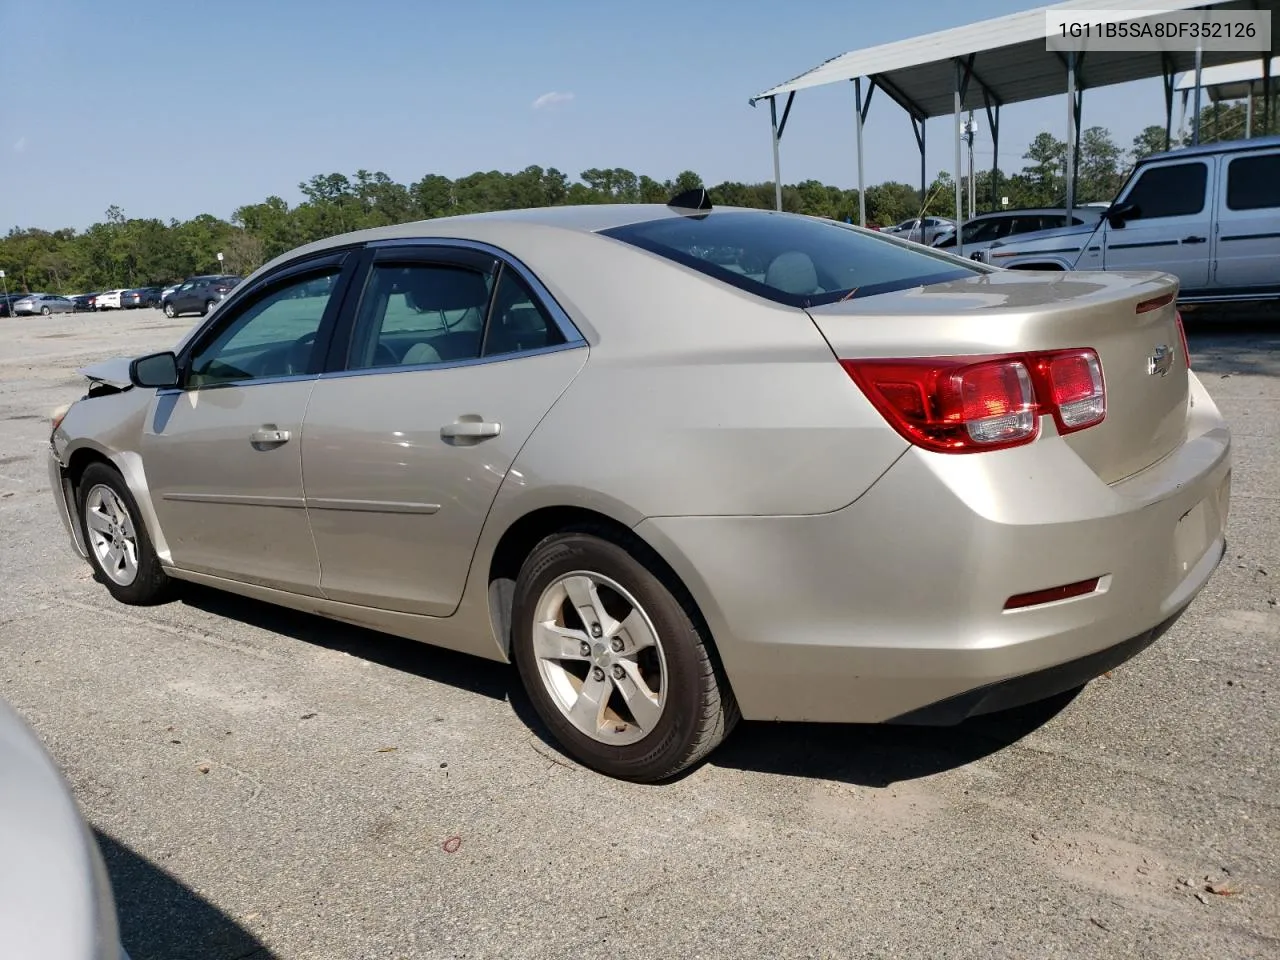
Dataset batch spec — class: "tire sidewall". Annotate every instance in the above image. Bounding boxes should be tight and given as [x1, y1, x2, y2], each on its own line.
[511, 532, 708, 781]
[77, 462, 169, 605]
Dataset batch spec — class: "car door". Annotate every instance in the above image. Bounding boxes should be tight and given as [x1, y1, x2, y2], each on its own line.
[140, 250, 357, 592]
[1213, 148, 1280, 293]
[301, 242, 588, 618]
[1102, 157, 1215, 293]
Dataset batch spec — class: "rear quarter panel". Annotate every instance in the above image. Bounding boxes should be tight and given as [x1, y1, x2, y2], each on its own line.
[484, 226, 909, 518]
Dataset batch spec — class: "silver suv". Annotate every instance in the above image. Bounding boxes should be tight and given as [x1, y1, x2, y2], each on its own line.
[977, 135, 1280, 305]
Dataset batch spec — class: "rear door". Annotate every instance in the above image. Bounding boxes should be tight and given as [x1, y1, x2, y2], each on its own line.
[1103, 157, 1215, 292]
[1213, 147, 1280, 293]
[301, 242, 588, 617]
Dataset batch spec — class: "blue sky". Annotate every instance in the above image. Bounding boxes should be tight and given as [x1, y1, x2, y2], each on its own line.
[2, 0, 1177, 231]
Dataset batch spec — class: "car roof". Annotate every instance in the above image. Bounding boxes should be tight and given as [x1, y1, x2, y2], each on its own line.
[254, 203, 803, 273]
[1139, 132, 1280, 165]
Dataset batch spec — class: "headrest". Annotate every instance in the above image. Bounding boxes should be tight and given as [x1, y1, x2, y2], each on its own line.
[764, 251, 819, 295]
[402, 267, 489, 313]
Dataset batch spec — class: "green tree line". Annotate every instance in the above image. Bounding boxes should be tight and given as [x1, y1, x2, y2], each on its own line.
[1, 104, 1263, 297]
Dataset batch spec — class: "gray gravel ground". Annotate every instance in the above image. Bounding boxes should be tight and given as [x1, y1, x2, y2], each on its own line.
[1, 305, 1276, 960]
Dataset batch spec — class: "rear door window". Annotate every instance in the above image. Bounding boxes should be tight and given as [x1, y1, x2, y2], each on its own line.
[1226, 154, 1280, 210]
[600, 210, 982, 307]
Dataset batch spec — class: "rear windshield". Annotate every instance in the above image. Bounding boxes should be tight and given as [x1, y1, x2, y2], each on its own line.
[601, 210, 982, 307]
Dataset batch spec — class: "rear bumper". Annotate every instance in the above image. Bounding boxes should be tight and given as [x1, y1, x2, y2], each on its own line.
[637, 372, 1231, 724]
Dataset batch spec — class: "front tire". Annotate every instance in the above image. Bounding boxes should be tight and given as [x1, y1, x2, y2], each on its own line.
[77, 463, 171, 605]
[163, 302, 176, 318]
[511, 528, 738, 782]
[41, 306, 50, 316]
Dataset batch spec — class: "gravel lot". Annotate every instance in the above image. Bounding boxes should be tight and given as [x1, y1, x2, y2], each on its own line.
[1, 305, 1277, 960]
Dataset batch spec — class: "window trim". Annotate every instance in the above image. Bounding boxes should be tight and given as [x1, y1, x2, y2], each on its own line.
[314, 238, 587, 381]
[364, 237, 586, 346]
[167, 248, 359, 393]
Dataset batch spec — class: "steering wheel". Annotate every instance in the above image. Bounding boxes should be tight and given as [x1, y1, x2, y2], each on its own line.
[285, 331, 318, 376]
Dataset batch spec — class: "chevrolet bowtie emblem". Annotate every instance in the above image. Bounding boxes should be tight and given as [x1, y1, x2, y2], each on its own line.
[1147, 344, 1174, 377]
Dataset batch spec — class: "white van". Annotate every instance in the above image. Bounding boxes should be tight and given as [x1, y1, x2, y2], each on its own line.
[978, 135, 1280, 305]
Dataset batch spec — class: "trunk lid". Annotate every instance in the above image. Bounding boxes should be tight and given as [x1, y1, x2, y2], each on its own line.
[808, 270, 1189, 484]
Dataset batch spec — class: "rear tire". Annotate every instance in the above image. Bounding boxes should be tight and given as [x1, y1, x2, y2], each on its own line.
[77, 463, 172, 605]
[41, 306, 50, 316]
[202, 299, 216, 316]
[511, 527, 738, 782]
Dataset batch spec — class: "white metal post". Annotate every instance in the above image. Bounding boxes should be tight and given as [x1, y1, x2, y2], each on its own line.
[1246, 81, 1255, 138]
[1192, 41, 1204, 144]
[854, 77, 867, 227]
[770, 97, 783, 212]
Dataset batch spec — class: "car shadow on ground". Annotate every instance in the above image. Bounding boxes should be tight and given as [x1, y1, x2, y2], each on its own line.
[176, 584, 1079, 788]
[176, 584, 510, 703]
[96, 830, 275, 960]
[705, 690, 1080, 787]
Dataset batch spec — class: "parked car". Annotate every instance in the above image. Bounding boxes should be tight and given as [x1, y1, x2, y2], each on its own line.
[879, 216, 954, 245]
[0, 293, 28, 317]
[71, 294, 98, 312]
[0, 696, 129, 960]
[48, 198, 1230, 782]
[122, 287, 162, 309]
[161, 275, 242, 318]
[978, 134, 1280, 304]
[92, 290, 129, 311]
[13, 293, 75, 316]
[930, 207, 1106, 258]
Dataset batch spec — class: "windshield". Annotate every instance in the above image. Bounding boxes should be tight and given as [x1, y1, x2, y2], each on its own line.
[600, 210, 983, 307]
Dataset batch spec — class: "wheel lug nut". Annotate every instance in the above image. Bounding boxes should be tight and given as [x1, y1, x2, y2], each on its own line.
[592, 666, 605, 681]
[610, 638, 624, 652]
[590, 623, 602, 638]
[579, 641, 591, 657]
[612, 664, 625, 680]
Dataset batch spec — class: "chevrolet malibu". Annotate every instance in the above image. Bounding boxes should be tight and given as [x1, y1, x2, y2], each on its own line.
[47, 196, 1231, 782]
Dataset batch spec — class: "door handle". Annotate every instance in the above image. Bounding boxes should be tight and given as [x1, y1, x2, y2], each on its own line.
[1181, 235, 1207, 244]
[250, 426, 291, 445]
[441, 419, 501, 440]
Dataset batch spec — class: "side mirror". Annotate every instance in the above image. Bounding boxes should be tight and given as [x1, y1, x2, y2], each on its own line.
[129, 351, 180, 389]
[1106, 201, 1138, 228]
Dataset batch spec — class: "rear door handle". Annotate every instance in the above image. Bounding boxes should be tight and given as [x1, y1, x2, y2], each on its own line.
[441, 420, 501, 440]
[1181, 235, 1207, 244]
[250, 427, 291, 445]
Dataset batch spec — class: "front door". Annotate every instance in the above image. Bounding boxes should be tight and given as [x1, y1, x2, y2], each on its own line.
[1213, 148, 1280, 293]
[1103, 157, 1215, 293]
[142, 255, 352, 593]
[302, 246, 587, 617]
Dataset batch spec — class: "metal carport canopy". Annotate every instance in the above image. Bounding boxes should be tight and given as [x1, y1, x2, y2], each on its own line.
[749, 0, 1279, 255]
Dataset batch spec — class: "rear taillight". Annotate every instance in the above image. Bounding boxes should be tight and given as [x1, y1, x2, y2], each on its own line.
[841, 348, 1106, 454]
[1175, 311, 1191, 369]
[1031, 349, 1106, 434]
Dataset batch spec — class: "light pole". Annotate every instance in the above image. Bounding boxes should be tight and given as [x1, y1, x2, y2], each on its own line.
[0, 269, 8, 301]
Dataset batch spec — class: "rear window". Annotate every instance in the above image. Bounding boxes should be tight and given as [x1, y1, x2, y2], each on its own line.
[599, 210, 981, 307]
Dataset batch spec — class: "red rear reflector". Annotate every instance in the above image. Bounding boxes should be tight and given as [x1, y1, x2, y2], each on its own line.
[1136, 292, 1175, 313]
[1004, 577, 1101, 610]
